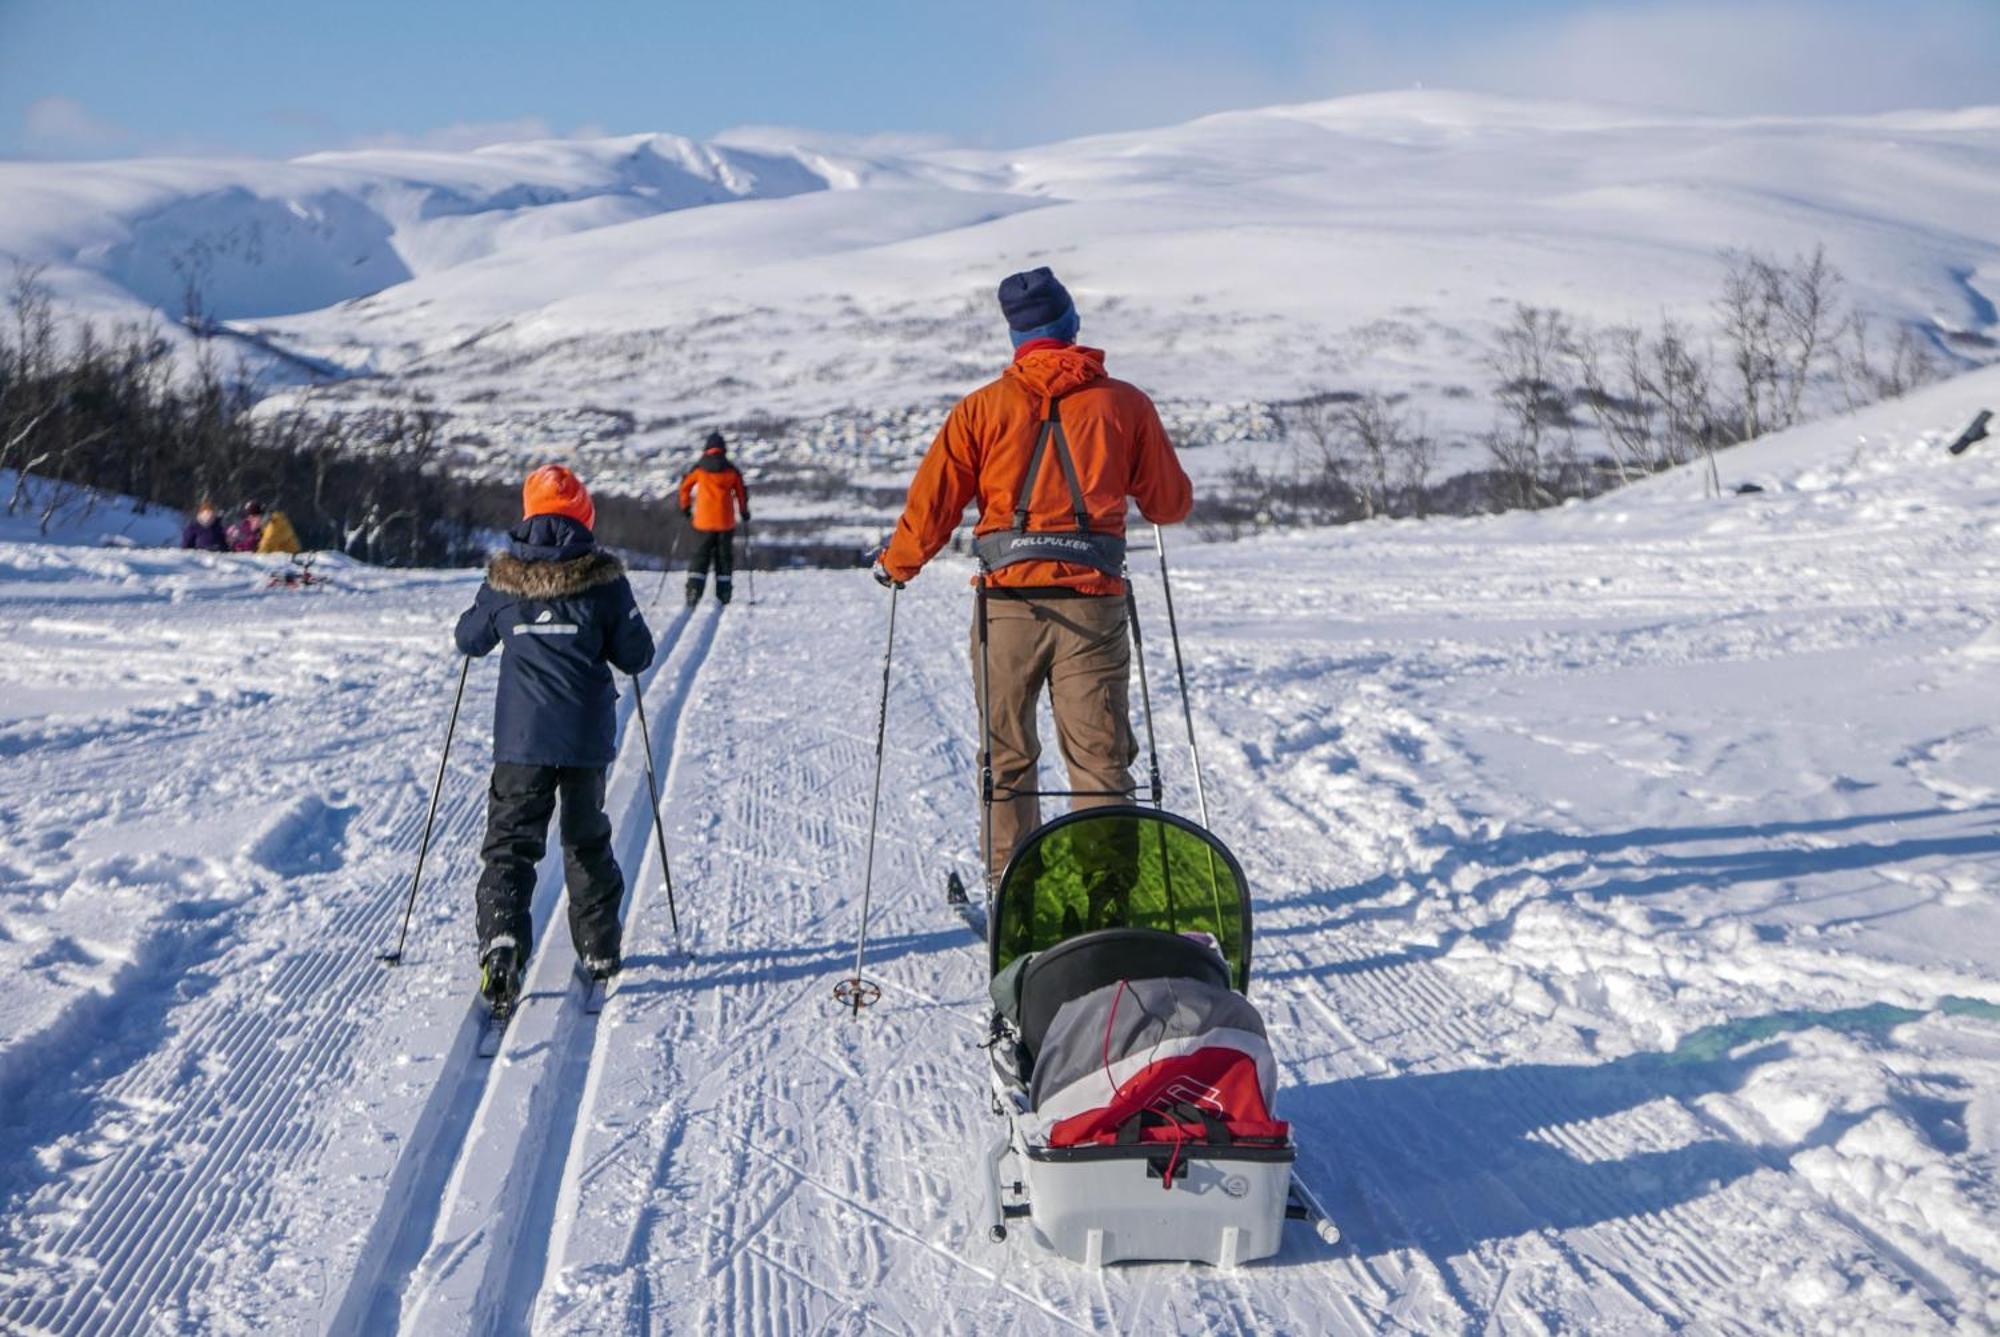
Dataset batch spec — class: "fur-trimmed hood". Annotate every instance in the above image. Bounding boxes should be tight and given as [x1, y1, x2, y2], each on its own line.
[487, 549, 627, 599]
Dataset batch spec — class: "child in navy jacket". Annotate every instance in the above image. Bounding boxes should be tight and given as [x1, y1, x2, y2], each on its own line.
[455, 466, 654, 1005]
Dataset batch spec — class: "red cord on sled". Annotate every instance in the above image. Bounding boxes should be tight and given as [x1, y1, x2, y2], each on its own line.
[1100, 978, 1131, 1101]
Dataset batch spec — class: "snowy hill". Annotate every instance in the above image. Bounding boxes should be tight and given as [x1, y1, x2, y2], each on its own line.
[4, 92, 1998, 504]
[0, 133, 850, 323]
[0, 354, 1997, 1330]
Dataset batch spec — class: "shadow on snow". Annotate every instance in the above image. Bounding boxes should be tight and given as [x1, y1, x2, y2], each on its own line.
[1288, 1002, 1966, 1265]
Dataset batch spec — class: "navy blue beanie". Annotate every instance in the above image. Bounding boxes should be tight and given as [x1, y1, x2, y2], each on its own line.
[998, 267, 1076, 333]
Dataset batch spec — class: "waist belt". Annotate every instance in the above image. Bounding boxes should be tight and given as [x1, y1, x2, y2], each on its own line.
[971, 394, 1126, 578]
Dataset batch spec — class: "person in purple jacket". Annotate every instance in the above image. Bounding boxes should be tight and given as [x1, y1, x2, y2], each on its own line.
[226, 501, 265, 552]
[180, 501, 227, 551]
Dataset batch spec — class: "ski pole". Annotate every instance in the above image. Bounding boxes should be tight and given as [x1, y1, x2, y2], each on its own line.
[653, 507, 685, 607]
[743, 519, 757, 605]
[838, 583, 898, 1016]
[629, 675, 684, 954]
[976, 567, 996, 899]
[378, 655, 471, 965]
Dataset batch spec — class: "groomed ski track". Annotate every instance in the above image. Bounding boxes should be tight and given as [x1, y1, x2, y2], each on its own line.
[334, 598, 723, 1335]
[4, 369, 2000, 1334]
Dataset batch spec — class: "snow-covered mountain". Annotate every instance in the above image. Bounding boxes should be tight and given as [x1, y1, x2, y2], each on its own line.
[5, 92, 1999, 498]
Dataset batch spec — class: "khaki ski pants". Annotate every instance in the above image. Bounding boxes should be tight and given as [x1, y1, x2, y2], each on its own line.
[974, 593, 1138, 887]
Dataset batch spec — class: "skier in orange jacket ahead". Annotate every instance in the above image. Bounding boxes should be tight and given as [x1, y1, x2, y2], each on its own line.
[677, 432, 749, 607]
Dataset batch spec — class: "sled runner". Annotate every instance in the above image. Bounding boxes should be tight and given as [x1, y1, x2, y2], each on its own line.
[980, 804, 1331, 1267]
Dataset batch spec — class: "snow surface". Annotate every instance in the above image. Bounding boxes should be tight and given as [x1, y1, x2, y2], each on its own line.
[4, 93, 1997, 503]
[2, 367, 2000, 1332]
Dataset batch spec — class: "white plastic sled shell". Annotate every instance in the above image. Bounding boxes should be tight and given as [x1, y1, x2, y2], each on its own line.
[1022, 1141, 1294, 1267]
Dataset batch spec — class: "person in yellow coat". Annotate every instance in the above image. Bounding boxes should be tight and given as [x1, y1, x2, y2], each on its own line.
[256, 509, 301, 555]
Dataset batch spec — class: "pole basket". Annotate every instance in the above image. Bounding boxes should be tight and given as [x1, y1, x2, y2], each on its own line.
[834, 977, 883, 1013]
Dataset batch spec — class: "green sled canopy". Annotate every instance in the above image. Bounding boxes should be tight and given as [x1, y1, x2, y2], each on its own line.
[989, 805, 1254, 993]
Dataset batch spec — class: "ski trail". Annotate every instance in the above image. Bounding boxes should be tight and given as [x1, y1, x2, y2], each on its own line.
[332, 608, 724, 1337]
[534, 575, 1356, 1333]
[533, 596, 728, 1303]
[388, 603, 721, 1335]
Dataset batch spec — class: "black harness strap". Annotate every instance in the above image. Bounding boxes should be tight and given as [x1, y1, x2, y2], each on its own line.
[1011, 395, 1092, 535]
[973, 392, 1127, 577]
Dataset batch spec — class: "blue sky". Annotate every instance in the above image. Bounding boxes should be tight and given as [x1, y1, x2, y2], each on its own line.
[4, 0, 1997, 159]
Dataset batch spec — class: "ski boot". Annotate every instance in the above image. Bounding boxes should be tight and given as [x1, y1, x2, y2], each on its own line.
[576, 951, 619, 1015]
[480, 938, 523, 1016]
[684, 579, 703, 609]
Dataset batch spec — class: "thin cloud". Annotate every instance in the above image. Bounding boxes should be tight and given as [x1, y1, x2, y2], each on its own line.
[712, 125, 964, 157]
[1314, 0, 2000, 116]
[21, 96, 133, 153]
[334, 117, 577, 152]
[991, 0, 2000, 140]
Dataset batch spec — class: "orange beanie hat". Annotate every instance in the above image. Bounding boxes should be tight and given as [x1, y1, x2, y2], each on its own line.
[522, 464, 595, 530]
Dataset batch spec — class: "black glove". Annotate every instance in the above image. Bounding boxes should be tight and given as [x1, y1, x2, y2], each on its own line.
[681, 507, 692, 521]
[741, 507, 750, 521]
[872, 560, 904, 590]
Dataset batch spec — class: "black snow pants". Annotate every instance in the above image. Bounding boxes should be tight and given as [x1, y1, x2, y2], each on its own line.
[685, 528, 735, 604]
[475, 763, 624, 962]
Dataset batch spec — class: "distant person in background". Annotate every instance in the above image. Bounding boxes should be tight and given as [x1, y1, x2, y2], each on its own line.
[256, 509, 301, 555]
[677, 431, 750, 608]
[180, 501, 227, 551]
[226, 501, 265, 551]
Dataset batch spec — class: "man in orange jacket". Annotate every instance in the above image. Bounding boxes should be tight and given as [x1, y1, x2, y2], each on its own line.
[677, 432, 749, 607]
[876, 267, 1193, 889]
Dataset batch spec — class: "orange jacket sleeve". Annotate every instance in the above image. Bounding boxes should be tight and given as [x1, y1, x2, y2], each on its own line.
[1128, 397, 1193, 526]
[731, 469, 749, 519]
[882, 403, 979, 582]
[677, 468, 697, 512]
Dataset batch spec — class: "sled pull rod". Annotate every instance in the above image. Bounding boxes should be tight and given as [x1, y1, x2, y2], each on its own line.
[1153, 525, 1211, 830]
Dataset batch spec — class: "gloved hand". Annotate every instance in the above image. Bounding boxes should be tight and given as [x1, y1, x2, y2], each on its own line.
[872, 560, 904, 590]
[681, 507, 692, 521]
[741, 506, 750, 521]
